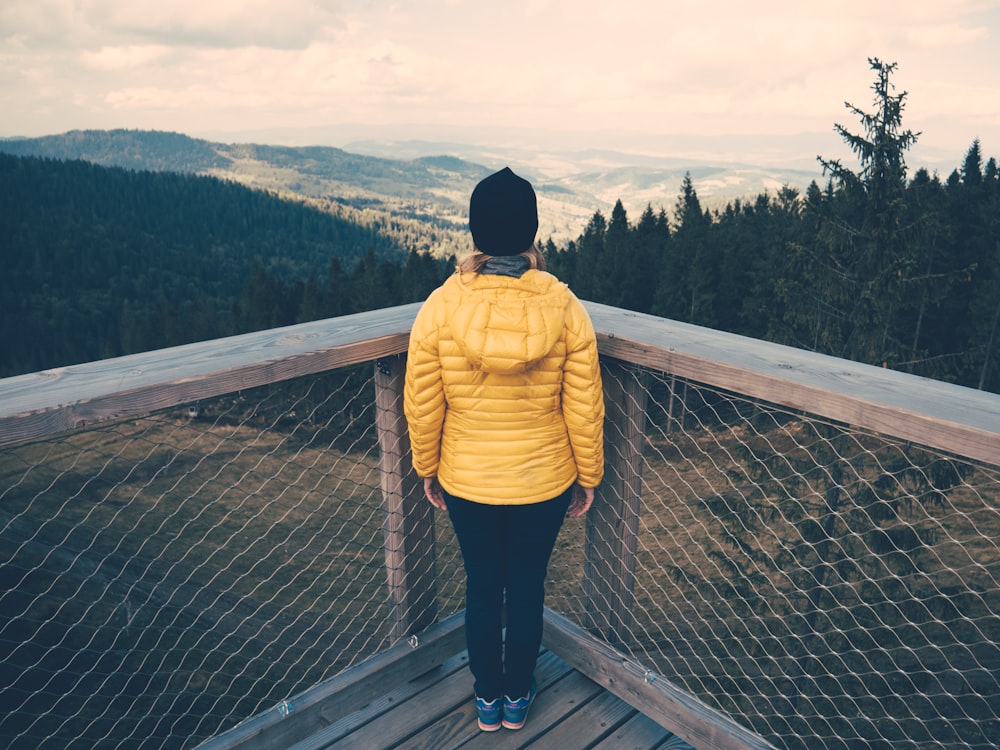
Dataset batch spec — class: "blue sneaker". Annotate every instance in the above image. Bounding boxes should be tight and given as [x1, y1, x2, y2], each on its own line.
[475, 696, 501, 731]
[502, 679, 536, 730]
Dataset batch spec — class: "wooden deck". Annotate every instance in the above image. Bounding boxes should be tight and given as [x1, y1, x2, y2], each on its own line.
[290, 648, 684, 749]
[197, 610, 773, 750]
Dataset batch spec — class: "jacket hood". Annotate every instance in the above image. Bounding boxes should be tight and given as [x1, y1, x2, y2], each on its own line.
[443, 270, 571, 374]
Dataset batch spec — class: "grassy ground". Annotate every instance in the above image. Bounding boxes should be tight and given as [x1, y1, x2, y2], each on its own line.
[0, 392, 462, 748]
[1, 388, 997, 749]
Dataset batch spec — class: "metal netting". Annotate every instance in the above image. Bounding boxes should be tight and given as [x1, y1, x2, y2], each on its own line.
[0, 364, 465, 749]
[547, 363, 1000, 750]
[2, 351, 998, 750]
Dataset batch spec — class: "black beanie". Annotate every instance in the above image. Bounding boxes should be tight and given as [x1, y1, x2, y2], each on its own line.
[469, 167, 538, 256]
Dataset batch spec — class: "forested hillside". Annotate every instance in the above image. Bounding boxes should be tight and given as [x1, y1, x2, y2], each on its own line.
[547, 61, 1000, 394]
[0, 153, 448, 376]
[2, 61, 997, 391]
[0, 128, 482, 257]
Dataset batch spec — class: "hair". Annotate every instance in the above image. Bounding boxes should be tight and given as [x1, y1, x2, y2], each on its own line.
[457, 245, 546, 275]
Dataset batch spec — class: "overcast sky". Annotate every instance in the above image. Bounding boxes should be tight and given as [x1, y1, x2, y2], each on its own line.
[2, 0, 998, 168]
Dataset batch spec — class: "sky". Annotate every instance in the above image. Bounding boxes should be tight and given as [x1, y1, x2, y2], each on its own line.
[2, 0, 999, 169]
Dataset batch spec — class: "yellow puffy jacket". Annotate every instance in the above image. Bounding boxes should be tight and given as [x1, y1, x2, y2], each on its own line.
[404, 268, 605, 504]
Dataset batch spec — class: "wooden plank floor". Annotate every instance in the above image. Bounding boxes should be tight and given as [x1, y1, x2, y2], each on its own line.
[199, 611, 767, 750]
[287, 649, 687, 750]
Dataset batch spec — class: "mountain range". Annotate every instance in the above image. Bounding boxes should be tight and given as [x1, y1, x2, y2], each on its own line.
[0, 128, 842, 253]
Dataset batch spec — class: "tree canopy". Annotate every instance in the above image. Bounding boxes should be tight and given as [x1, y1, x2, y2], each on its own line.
[3, 61, 998, 393]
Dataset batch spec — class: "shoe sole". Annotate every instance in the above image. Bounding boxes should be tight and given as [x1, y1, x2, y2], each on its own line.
[478, 721, 501, 732]
[502, 706, 531, 729]
[502, 686, 535, 729]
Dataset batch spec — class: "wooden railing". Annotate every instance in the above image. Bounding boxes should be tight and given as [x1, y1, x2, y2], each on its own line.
[2, 302, 998, 750]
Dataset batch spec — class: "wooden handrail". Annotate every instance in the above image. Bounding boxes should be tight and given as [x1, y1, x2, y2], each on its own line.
[2, 301, 998, 462]
[585, 302, 1000, 466]
[0, 304, 420, 447]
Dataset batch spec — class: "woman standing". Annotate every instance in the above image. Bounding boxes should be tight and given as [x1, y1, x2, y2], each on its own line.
[403, 166, 605, 732]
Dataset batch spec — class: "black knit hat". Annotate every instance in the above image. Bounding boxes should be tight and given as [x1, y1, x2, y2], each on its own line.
[469, 167, 538, 256]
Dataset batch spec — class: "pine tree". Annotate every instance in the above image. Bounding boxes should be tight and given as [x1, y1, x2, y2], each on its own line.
[598, 200, 631, 307]
[673, 173, 716, 325]
[324, 258, 353, 317]
[297, 277, 326, 323]
[574, 212, 607, 301]
[815, 58, 920, 366]
[629, 205, 669, 314]
[350, 247, 398, 313]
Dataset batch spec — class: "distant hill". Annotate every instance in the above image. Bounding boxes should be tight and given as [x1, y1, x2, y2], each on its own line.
[0, 129, 230, 173]
[0, 129, 824, 249]
[0, 129, 490, 191]
[334, 135, 826, 227]
[0, 130, 488, 257]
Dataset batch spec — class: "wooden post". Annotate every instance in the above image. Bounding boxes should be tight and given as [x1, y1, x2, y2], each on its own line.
[583, 358, 648, 646]
[374, 354, 437, 640]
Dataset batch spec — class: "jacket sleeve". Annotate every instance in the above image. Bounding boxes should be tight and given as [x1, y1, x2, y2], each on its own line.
[404, 294, 446, 478]
[561, 296, 605, 487]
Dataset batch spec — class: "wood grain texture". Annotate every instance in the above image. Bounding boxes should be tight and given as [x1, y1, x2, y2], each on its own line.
[452, 659, 601, 750]
[590, 713, 677, 750]
[524, 688, 637, 749]
[0, 304, 421, 446]
[375, 354, 438, 640]
[585, 302, 1000, 466]
[192, 610, 464, 750]
[289, 652, 471, 750]
[3, 300, 997, 465]
[543, 608, 777, 750]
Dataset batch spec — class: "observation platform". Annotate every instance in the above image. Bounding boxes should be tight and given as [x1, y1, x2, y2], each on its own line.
[3, 302, 997, 750]
[195, 610, 744, 750]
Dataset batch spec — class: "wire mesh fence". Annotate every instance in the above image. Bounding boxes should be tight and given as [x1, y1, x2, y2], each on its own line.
[1, 344, 998, 749]
[0, 364, 466, 749]
[547, 364, 1000, 750]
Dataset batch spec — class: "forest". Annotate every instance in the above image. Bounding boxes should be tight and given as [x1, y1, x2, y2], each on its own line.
[0, 152, 450, 377]
[544, 62, 1000, 394]
[2, 60, 998, 392]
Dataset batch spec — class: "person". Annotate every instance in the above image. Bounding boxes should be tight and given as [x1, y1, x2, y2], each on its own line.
[403, 166, 605, 732]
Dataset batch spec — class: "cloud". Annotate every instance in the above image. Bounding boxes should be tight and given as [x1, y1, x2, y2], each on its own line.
[1, 0, 998, 158]
[82, 44, 173, 71]
[905, 22, 991, 48]
[91, 0, 344, 49]
[2, 0, 347, 50]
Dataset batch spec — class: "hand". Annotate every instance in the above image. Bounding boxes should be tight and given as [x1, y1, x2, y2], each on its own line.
[566, 483, 595, 518]
[424, 476, 446, 510]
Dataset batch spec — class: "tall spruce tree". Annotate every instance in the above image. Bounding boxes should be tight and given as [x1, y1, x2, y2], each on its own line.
[574, 211, 607, 301]
[630, 205, 669, 314]
[816, 58, 920, 366]
[675, 173, 715, 325]
[652, 173, 706, 321]
[775, 181, 836, 351]
[600, 200, 632, 307]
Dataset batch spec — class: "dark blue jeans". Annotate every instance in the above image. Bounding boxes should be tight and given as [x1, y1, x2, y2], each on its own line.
[444, 487, 573, 701]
